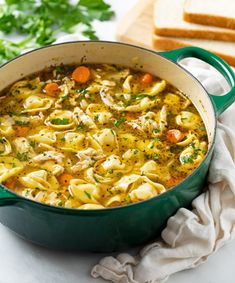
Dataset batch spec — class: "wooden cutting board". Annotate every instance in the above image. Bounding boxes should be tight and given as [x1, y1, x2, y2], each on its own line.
[116, 0, 235, 66]
[116, 0, 157, 50]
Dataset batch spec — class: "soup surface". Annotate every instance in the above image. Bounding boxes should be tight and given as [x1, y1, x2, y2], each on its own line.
[0, 64, 208, 209]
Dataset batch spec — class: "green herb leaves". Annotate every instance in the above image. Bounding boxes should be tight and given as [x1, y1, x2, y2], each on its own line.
[114, 117, 126, 127]
[15, 120, 30, 126]
[84, 190, 91, 199]
[0, 0, 114, 64]
[51, 118, 69, 125]
[180, 155, 194, 164]
[16, 152, 28, 161]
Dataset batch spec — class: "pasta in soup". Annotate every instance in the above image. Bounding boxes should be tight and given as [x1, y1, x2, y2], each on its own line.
[0, 64, 208, 209]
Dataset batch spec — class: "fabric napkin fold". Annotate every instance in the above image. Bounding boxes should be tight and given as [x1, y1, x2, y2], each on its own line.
[91, 59, 235, 283]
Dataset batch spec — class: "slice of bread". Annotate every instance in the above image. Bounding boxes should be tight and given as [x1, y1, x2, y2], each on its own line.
[153, 34, 235, 67]
[184, 0, 235, 30]
[154, 0, 235, 42]
[116, 0, 235, 67]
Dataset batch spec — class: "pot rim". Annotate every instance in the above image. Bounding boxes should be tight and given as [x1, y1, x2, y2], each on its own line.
[0, 40, 216, 213]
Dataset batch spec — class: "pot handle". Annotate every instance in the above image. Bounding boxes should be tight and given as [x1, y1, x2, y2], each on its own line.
[160, 46, 235, 116]
[0, 185, 20, 206]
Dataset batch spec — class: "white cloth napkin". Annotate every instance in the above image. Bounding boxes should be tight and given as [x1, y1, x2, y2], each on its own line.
[91, 58, 235, 283]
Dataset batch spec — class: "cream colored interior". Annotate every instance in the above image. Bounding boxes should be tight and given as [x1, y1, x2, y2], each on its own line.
[0, 41, 215, 145]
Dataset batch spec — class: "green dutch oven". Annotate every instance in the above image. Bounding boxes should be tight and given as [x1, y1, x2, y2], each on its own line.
[0, 41, 234, 252]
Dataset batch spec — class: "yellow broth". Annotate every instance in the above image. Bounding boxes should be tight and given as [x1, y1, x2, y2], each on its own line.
[0, 64, 208, 209]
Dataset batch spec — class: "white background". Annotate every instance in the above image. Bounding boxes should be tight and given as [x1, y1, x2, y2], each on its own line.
[0, 1, 235, 283]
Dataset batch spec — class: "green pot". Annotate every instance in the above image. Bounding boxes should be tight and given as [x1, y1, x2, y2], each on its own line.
[0, 42, 234, 252]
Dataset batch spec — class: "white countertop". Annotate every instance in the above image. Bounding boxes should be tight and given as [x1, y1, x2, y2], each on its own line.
[0, 1, 235, 283]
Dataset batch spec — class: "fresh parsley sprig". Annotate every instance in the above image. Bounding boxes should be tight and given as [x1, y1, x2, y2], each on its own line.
[0, 0, 114, 64]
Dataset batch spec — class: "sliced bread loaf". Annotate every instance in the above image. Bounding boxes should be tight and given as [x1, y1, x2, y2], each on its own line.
[153, 34, 235, 67]
[154, 0, 235, 42]
[116, 0, 235, 67]
[184, 0, 235, 30]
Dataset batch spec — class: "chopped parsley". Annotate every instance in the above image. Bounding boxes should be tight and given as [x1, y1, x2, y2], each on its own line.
[7, 111, 20, 116]
[76, 88, 88, 95]
[180, 155, 194, 164]
[116, 172, 123, 178]
[135, 94, 155, 101]
[55, 66, 64, 74]
[29, 140, 37, 148]
[60, 95, 68, 102]
[153, 129, 160, 134]
[114, 117, 126, 127]
[107, 188, 113, 195]
[16, 152, 28, 162]
[84, 191, 91, 199]
[94, 114, 99, 122]
[200, 134, 207, 141]
[15, 120, 30, 126]
[149, 141, 155, 149]
[0, 0, 114, 64]
[51, 118, 69, 125]
[190, 142, 200, 155]
[93, 175, 100, 183]
[135, 94, 148, 100]
[152, 153, 159, 161]
[24, 189, 31, 197]
[77, 122, 85, 130]
[133, 149, 139, 155]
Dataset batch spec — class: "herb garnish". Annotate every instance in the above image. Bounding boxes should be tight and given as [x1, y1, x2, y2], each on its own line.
[29, 140, 37, 148]
[135, 94, 148, 100]
[84, 190, 91, 199]
[114, 117, 126, 127]
[76, 88, 88, 95]
[116, 172, 123, 178]
[153, 128, 160, 134]
[180, 155, 194, 164]
[94, 114, 99, 122]
[16, 152, 28, 161]
[134, 94, 155, 101]
[15, 120, 30, 126]
[93, 175, 100, 183]
[77, 122, 85, 130]
[0, 0, 114, 64]
[51, 118, 69, 125]
[152, 153, 159, 161]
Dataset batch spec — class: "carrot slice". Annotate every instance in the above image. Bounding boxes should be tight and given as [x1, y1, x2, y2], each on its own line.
[45, 82, 60, 96]
[4, 180, 16, 190]
[141, 73, 153, 84]
[58, 173, 74, 186]
[125, 112, 136, 120]
[14, 126, 29, 136]
[72, 66, 90, 83]
[167, 129, 185, 143]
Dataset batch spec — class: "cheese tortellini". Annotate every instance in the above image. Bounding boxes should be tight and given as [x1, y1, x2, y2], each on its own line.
[0, 64, 208, 209]
[23, 95, 54, 113]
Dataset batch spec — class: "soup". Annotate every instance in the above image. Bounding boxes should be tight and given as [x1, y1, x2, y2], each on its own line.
[0, 64, 207, 209]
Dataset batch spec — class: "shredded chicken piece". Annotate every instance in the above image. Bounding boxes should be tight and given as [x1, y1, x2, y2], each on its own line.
[71, 148, 105, 172]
